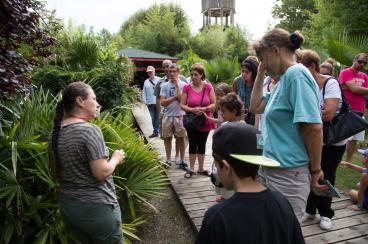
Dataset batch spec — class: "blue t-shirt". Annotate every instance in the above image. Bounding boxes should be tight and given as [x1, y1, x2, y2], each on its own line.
[262, 64, 322, 168]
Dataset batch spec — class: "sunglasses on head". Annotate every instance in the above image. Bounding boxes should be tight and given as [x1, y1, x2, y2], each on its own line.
[357, 60, 367, 65]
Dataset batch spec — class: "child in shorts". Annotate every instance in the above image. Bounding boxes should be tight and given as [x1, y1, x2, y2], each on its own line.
[340, 148, 368, 210]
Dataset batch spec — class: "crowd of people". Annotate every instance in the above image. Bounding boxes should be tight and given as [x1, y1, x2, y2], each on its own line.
[49, 27, 368, 243]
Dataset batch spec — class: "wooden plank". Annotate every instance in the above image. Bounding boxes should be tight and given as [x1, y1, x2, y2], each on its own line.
[304, 223, 368, 243]
[182, 195, 218, 205]
[302, 213, 368, 237]
[178, 190, 217, 200]
[187, 209, 207, 219]
[175, 185, 215, 194]
[184, 201, 217, 211]
[335, 236, 368, 243]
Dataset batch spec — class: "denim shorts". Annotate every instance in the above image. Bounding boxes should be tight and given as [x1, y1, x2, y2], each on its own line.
[58, 197, 123, 244]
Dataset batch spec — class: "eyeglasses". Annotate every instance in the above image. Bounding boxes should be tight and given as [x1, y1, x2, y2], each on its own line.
[190, 73, 200, 76]
[357, 60, 367, 65]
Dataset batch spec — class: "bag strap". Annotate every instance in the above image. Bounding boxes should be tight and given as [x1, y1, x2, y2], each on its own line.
[199, 83, 207, 107]
[322, 77, 350, 114]
[148, 79, 155, 87]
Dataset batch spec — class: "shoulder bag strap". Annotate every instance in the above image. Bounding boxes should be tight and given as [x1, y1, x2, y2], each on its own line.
[199, 83, 207, 107]
[148, 79, 155, 87]
[323, 77, 350, 114]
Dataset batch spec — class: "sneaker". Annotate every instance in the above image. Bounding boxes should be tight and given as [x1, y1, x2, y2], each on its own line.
[301, 213, 316, 222]
[161, 160, 172, 169]
[178, 161, 188, 170]
[149, 133, 158, 138]
[319, 217, 332, 230]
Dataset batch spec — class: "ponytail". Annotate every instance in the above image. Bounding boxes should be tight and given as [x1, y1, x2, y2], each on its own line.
[51, 101, 64, 179]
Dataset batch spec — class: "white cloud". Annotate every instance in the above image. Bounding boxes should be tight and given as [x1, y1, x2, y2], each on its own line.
[46, 0, 275, 39]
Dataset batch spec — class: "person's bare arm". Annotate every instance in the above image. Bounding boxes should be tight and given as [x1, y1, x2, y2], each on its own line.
[250, 62, 267, 114]
[89, 150, 125, 181]
[300, 123, 326, 191]
[232, 79, 237, 93]
[160, 95, 178, 106]
[340, 161, 365, 173]
[344, 80, 368, 95]
[321, 98, 339, 122]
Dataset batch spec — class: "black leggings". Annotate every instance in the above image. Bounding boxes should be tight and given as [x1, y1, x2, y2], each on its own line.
[186, 128, 209, 155]
[306, 144, 346, 218]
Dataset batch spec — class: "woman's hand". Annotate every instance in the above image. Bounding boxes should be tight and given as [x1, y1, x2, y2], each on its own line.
[192, 107, 202, 115]
[112, 149, 125, 165]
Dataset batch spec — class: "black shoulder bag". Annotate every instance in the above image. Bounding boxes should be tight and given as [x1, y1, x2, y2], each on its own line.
[322, 77, 368, 146]
[183, 85, 207, 129]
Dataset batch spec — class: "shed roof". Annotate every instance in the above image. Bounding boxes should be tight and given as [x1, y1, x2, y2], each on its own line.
[117, 48, 178, 60]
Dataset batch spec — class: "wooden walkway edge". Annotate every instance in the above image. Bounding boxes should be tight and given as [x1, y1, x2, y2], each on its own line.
[132, 103, 368, 244]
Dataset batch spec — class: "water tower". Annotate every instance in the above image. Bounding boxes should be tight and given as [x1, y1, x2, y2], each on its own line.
[202, 0, 235, 28]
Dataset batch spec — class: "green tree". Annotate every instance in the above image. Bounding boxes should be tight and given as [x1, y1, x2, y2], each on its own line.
[118, 3, 190, 56]
[191, 25, 249, 62]
[272, 0, 317, 32]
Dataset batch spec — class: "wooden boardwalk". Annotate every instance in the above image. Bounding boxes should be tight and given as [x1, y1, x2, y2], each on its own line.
[132, 103, 368, 243]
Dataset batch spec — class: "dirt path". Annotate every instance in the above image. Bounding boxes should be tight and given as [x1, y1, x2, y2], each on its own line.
[133, 186, 197, 244]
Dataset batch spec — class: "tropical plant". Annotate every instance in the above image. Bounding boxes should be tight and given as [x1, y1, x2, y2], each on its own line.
[177, 49, 206, 77]
[204, 57, 240, 84]
[0, 89, 167, 243]
[325, 32, 368, 68]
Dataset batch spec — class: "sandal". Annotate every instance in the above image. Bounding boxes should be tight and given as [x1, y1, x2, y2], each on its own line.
[184, 170, 194, 178]
[178, 161, 188, 171]
[197, 170, 210, 177]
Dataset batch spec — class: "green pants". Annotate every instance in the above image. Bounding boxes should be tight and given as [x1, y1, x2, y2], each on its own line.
[58, 197, 123, 244]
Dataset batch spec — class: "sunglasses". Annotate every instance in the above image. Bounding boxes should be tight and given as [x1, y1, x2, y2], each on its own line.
[357, 60, 367, 65]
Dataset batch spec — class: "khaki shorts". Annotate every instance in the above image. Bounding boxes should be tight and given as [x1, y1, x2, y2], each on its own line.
[162, 116, 186, 138]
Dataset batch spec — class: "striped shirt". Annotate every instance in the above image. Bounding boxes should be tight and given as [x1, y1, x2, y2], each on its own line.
[48, 122, 118, 206]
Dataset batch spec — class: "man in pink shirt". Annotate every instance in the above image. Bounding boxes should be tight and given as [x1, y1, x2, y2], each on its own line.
[339, 53, 368, 163]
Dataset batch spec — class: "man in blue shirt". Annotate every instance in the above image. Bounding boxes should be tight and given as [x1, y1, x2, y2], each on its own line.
[142, 66, 161, 138]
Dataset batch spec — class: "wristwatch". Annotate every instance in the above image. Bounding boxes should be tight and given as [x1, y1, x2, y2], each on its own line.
[310, 168, 322, 175]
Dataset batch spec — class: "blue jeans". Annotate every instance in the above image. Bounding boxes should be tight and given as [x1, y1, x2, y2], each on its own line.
[147, 104, 159, 134]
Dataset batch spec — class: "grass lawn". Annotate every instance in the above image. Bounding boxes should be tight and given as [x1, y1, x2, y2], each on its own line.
[335, 152, 365, 191]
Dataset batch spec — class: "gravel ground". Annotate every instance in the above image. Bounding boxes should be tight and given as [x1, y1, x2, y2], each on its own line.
[132, 186, 197, 244]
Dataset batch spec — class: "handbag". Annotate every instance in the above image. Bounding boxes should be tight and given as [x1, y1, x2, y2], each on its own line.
[322, 78, 368, 145]
[183, 84, 207, 129]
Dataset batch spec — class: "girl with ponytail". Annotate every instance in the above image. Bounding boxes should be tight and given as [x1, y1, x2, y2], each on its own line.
[49, 81, 125, 243]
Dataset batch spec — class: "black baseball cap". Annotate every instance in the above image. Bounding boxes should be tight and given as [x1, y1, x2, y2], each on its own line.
[212, 121, 279, 167]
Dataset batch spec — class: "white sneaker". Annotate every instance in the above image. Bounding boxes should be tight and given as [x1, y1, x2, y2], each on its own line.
[320, 217, 332, 230]
[301, 213, 316, 222]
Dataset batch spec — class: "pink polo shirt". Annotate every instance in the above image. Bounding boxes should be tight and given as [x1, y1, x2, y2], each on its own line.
[183, 83, 215, 132]
[339, 67, 368, 113]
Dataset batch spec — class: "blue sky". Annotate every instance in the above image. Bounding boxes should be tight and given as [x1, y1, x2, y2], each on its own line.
[46, 0, 276, 40]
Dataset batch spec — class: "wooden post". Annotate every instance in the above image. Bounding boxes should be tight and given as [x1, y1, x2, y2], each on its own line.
[220, 8, 223, 26]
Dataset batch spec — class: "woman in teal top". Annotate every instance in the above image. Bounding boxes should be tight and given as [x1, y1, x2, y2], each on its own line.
[250, 28, 326, 222]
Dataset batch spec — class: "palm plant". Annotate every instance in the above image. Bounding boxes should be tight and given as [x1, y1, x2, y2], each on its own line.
[204, 57, 240, 84]
[0, 89, 167, 243]
[324, 31, 368, 70]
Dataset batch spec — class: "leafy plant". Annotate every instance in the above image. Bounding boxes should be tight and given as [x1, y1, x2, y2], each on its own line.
[204, 57, 240, 84]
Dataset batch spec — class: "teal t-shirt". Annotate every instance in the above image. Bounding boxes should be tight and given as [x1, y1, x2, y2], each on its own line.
[262, 64, 322, 168]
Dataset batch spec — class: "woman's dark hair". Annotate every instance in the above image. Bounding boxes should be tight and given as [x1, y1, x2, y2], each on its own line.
[241, 58, 259, 81]
[219, 93, 243, 116]
[213, 152, 259, 180]
[50, 81, 91, 179]
[253, 28, 304, 56]
[191, 63, 206, 80]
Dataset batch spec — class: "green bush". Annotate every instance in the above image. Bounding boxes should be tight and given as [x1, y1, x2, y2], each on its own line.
[0, 89, 167, 243]
[32, 57, 138, 111]
[204, 57, 240, 84]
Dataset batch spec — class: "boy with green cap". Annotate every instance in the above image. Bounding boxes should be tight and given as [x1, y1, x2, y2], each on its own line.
[196, 121, 304, 244]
